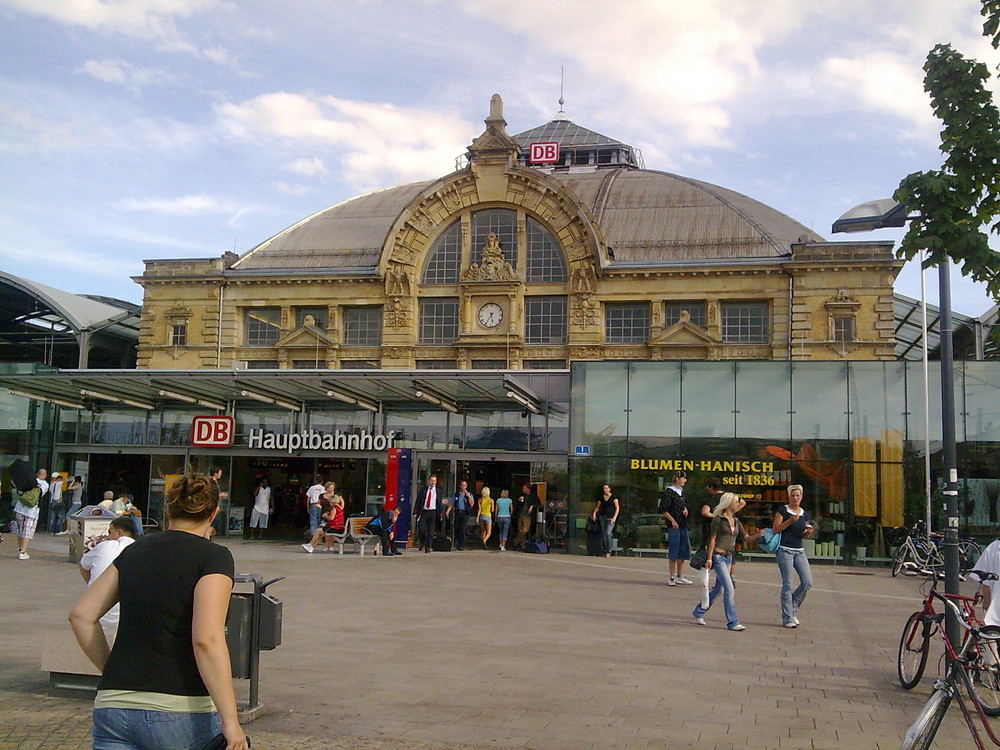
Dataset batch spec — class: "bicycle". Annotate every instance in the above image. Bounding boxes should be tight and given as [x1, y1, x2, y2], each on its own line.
[892, 520, 981, 577]
[897, 569, 1000, 716]
[899, 573, 1000, 750]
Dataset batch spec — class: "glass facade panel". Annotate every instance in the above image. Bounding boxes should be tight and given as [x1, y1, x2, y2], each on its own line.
[233, 408, 295, 442]
[791, 362, 848, 442]
[905, 363, 944, 445]
[849, 362, 907, 439]
[465, 410, 530, 451]
[681, 362, 735, 439]
[735, 362, 791, 442]
[90, 409, 153, 445]
[384, 409, 455, 450]
[308, 409, 373, 433]
[161, 407, 202, 446]
[964, 362, 1000, 443]
[571, 362, 629, 448]
[627, 361, 682, 448]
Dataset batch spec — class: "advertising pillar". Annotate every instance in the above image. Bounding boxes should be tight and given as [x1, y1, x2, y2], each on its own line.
[386, 448, 412, 548]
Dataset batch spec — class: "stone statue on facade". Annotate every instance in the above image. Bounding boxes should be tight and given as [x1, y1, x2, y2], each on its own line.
[462, 233, 517, 281]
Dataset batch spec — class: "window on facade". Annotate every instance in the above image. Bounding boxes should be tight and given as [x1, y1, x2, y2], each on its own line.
[416, 360, 457, 369]
[295, 306, 328, 329]
[243, 308, 281, 346]
[422, 221, 461, 284]
[832, 317, 855, 343]
[292, 359, 327, 369]
[340, 360, 380, 369]
[418, 298, 459, 344]
[472, 359, 507, 369]
[525, 217, 567, 282]
[664, 302, 706, 329]
[170, 324, 187, 346]
[525, 296, 567, 344]
[721, 302, 769, 343]
[471, 208, 517, 267]
[605, 302, 650, 344]
[343, 306, 382, 346]
[523, 359, 567, 369]
[245, 360, 280, 369]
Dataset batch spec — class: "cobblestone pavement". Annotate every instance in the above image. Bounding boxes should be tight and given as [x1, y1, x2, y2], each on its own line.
[0, 533, 978, 749]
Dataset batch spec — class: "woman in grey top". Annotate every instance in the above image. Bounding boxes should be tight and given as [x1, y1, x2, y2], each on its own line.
[692, 492, 760, 631]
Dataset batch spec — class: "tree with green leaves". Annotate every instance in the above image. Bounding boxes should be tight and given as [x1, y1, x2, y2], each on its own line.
[894, 1, 1000, 300]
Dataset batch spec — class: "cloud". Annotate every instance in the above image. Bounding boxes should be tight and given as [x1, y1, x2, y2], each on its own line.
[77, 58, 174, 89]
[115, 194, 241, 215]
[2, 0, 227, 57]
[216, 92, 474, 190]
[283, 156, 328, 178]
[273, 181, 308, 195]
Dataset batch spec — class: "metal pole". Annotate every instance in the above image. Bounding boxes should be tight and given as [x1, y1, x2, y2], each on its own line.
[937, 262, 961, 651]
[919, 250, 931, 535]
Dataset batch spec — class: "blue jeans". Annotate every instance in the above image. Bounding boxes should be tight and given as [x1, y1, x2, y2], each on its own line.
[309, 504, 322, 535]
[667, 527, 690, 561]
[498, 517, 511, 542]
[49, 503, 66, 533]
[92, 707, 221, 750]
[693, 554, 740, 629]
[776, 547, 813, 624]
[598, 516, 615, 555]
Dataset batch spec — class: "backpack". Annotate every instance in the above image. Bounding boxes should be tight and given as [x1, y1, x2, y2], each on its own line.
[759, 528, 782, 554]
[17, 486, 41, 508]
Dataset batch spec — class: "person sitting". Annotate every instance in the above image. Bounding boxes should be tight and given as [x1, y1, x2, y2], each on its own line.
[365, 507, 401, 556]
[79, 517, 135, 635]
[301, 490, 346, 553]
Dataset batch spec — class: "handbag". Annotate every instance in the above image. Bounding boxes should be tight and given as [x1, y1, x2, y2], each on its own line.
[759, 528, 782, 554]
[18, 486, 40, 508]
[201, 734, 250, 750]
[689, 549, 708, 570]
[585, 517, 600, 535]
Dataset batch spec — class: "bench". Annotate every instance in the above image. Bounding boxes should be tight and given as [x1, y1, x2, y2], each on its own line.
[348, 515, 380, 555]
[629, 547, 669, 558]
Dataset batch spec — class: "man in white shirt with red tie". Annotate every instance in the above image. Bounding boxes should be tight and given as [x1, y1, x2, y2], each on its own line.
[414, 474, 441, 553]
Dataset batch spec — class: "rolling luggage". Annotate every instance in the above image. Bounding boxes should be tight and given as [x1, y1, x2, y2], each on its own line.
[585, 528, 603, 556]
[431, 534, 453, 552]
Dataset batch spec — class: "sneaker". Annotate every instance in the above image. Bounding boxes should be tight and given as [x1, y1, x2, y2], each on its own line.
[17, 551, 29, 560]
[730, 624, 746, 632]
[676, 576, 694, 585]
[792, 616, 800, 626]
[694, 616, 706, 626]
[301, 543, 314, 553]
[667, 577, 676, 586]
[54, 530, 68, 536]
[783, 622, 798, 629]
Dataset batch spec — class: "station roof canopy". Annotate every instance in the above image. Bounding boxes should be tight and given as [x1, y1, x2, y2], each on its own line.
[0, 366, 562, 414]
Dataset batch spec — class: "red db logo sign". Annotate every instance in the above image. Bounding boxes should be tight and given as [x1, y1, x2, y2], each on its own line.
[190, 416, 235, 447]
[529, 142, 559, 164]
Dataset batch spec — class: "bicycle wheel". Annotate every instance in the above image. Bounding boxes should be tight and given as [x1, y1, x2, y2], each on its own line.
[959, 539, 981, 572]
[899, 686, 952, 750]
[969, 640, 1000, 717]
[892, 544, 908, 577]
[898, 612, 930, 689]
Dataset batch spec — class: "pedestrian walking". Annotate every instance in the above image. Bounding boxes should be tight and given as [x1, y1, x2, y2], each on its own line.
[773, 484, 814, 629]
[590, 483, 619, 558]
[659, 471, 692, 585]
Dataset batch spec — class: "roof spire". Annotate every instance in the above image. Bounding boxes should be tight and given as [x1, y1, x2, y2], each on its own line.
[554, 66, 567, 121]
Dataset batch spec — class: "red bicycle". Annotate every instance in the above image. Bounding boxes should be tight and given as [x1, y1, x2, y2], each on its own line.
[897, 569, 1000, 715]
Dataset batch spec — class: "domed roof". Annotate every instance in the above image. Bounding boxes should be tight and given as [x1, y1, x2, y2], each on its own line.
[232, 146, 822, 273]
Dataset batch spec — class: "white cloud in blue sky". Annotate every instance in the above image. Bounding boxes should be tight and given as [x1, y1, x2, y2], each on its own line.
[0, 0, 998, 314]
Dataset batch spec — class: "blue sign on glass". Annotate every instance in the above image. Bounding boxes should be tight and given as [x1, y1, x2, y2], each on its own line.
[574, 445, 591, 456]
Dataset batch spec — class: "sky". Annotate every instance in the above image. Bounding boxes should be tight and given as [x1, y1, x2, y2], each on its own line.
[2, 0, 999, 316]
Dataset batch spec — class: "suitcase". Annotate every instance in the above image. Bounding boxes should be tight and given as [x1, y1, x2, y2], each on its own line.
[8, 459, 36, 493]
[585, 529, 603, 556]
[431, 534, 453, 552]
[524, 540, 549, 554]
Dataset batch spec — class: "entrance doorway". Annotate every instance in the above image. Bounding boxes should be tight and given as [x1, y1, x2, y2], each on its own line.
[454, 460, 529, 549]
[88, 453, 151, 520]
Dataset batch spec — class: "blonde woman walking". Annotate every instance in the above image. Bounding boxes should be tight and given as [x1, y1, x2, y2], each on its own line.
[478, 486, 495, 549]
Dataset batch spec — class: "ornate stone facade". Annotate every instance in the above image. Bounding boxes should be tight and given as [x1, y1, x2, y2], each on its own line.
[134, 96, 901, 371]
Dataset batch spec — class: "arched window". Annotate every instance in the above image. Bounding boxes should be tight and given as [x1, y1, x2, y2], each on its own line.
[471, 209, 517, 267]
[421, 221, 461, 284]
[525, 217, 567, 283]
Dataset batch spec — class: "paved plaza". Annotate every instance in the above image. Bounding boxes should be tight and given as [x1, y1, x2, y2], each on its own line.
[0, 532, 981, 750]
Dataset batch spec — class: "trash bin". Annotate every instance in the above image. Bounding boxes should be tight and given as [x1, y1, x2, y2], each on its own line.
[225, 574, 283, 717]
[68, 505, 118, 563]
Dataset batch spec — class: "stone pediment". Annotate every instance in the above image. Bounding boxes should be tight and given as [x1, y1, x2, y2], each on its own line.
[275, 325, 336, 349]
[650, 319, 717, 347]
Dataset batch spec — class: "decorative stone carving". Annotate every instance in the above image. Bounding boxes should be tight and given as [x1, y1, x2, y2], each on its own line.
[825, 289, 861, 311]
[571, 264, 595, 293]
[462, 233, 517, 281]
[571, 294, 598, 328]
[385, 297, 410, 330]
[708, 302, 717, 324]
[569, 346, 603, 359]
[386, 263, 411, 296]
[441, 184, 463, 212]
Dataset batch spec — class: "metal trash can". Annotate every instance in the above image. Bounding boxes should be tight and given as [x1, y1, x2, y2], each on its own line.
[68, 505, 118, 563]
[225, 574, 283, 719]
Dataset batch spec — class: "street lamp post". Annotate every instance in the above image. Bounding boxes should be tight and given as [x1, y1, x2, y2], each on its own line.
[833, 200, 962, 651]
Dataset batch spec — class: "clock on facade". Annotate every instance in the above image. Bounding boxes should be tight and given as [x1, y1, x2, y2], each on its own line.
[477, 302, 504, 329]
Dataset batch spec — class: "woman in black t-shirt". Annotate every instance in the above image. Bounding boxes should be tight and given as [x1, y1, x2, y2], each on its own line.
[590, 483, 620, 558]
[70, 473, 247, 750]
